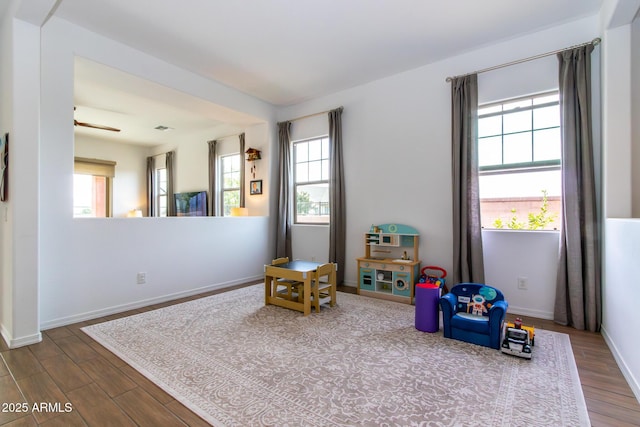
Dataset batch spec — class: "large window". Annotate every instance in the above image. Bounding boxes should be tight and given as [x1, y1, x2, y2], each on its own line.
[478, 92, 561, 230]
[221, 153, 240, 216]
[294, 137, 330, 224]
[73, 157, 115, 218]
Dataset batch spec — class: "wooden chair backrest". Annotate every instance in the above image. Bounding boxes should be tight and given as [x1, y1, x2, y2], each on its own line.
[272, 257, 289, 265]
[315, 263, 335, 282]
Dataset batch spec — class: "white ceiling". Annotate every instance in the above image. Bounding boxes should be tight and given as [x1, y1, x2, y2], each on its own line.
[56, 0, 602, 144]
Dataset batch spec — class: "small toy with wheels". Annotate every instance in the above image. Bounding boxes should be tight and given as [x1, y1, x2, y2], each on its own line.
[419, 266, 447, 293]
[501, 317, 534, 359]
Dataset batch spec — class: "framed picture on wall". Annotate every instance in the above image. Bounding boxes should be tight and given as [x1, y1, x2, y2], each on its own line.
[0, 133, 8, 202]
[250, 179, 262, 195]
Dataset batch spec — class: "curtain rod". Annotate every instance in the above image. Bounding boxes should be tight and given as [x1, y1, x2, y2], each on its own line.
[280, 106, 343, 124]
[445, 37, 601, 83]
[209, 132, 244, 142]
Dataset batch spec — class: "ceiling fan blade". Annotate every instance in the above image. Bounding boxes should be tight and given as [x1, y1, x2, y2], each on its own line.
[74, 120, 121, 132]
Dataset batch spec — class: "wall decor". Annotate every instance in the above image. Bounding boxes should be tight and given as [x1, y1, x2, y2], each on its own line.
[0, 133, 8, 201]
[250, 179, 262, 195]
[245, 147, 261, 178]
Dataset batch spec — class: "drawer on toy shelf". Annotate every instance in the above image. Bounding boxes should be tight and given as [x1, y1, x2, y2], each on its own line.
[369, 262, 408, 272]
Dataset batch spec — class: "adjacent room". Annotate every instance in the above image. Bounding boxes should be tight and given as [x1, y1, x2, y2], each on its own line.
[1, 0, 639, 425]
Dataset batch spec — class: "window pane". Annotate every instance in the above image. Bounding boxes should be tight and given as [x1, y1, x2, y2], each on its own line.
[296, 162, 309, 183]
[533, 128, 561, 162]
[322, 138, 330, 158]
[308, 140, 322, 161]
[158, 169, 167, 194]
[296, 183, 329, 223]
[308, 160, 322, 181]
[480, 169, 561, 230]
[503, 110, 531, 134]
[533, 105, 560, 129]
[321, 159, 329, 181]
[223, 190, 240, 216]
[231, 155, 240, 171]
[503, 132, 532, 164]
[478, 136, 502, 167]
[159, 195, 167, 217]
[296, 142, 308, 162]
[478, 116, 502, 138]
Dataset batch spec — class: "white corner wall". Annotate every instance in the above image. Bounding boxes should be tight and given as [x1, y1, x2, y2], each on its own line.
[603, 219, 640, 401]
[38, 17, 276, 328]
[0, 13, 42, 347]
[278, 15, 599, 310]
[601, 0, 640, 402]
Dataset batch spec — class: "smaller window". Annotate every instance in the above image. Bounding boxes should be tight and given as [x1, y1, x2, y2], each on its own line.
[73, 157, 115, 218]
[294, 137, 330, 224]
[221, 154, 240, 216]
[156, 168, 167, 217]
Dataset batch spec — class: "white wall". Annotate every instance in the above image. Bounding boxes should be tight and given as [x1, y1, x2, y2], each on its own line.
[278, 16, 599, 309]
[0, 3, 14, 345]
[0, 10, 42, 347]
[603, 219, 640, 400]
[632, 16, 640, 217]
[37, 17, 275, 329]
[75, 135, 148, 217]
[601, 0, 640, 402]
[483, 230, 559, 319]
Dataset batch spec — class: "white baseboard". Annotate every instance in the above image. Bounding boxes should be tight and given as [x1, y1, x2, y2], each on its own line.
[39, 275, 263, 331]
[505, 305, 554, 320]
[1, 324, 42, 348]
[601, 325, 640, 404]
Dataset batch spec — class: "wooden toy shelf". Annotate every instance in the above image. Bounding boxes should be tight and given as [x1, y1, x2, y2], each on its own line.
[356, 224, 420, 304]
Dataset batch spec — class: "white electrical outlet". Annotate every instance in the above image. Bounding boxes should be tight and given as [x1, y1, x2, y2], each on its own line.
[517, 276, 528, 290]
[137, 272, 147, 284]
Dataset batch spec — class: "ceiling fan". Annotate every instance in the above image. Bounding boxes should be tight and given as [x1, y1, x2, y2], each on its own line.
[73, 107, 121, 132]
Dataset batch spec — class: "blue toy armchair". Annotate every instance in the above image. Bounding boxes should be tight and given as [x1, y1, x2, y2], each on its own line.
[440, 283, 508, 350]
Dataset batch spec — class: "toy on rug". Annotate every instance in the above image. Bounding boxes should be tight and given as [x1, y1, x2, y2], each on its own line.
[501, 317, 534, 359]
[418, 266, 447, 293]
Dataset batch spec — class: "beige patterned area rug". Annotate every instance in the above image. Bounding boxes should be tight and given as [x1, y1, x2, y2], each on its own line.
[82, 284, 590, 426]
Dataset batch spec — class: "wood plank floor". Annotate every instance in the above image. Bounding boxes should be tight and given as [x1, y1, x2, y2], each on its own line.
[1, 283, 639, 426]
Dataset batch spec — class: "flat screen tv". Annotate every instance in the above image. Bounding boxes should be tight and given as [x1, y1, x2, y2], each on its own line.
[174, 191, 207, 216]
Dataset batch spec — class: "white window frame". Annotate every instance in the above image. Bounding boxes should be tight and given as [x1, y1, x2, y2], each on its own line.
[478, 91, 562, 231]
[220, 153, 241, 217]
[293, 136, 330, 225]
[155, 167, 167, 217]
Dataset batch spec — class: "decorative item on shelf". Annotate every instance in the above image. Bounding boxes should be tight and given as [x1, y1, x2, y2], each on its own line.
[250, 179, 262, 195]
[245, 148, 261, 178]
[127, 209, 143, 218]
[230, 207, 249, 216]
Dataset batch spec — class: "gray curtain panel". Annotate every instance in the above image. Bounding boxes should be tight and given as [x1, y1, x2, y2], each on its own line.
[451, 74, 485, 285]
[554, 44, 601, 332]
[166, 151, 176, 216]
[208, 140, 217, 216]
[146, 156, 155, 217]
[239, 133, 246, 208]
[328, 107, 346, 285]
[276, 122, 293, 259]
